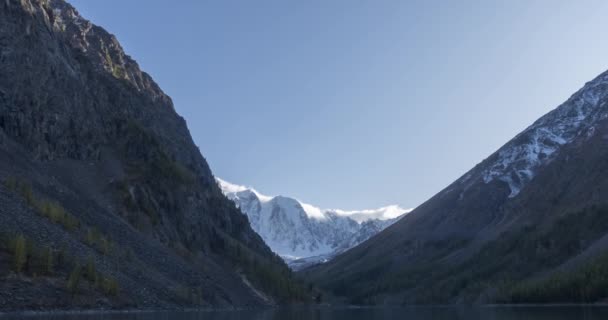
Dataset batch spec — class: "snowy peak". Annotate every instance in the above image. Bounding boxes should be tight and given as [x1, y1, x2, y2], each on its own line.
[217, 178, 409, 223]
[216, 178, 410, 265]
[299, 202, 328, 221]
[329, 205, 412, 223]
[216, 178, 272, 202]
[216, 178, 249, 193]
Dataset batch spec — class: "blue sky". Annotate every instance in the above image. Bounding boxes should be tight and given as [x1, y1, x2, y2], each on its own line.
[70, 0, 608, 210]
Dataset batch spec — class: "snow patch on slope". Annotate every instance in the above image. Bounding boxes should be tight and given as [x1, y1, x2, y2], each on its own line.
[480, 71, 608, 197]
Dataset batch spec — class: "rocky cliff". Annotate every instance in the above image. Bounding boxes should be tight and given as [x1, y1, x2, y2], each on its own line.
[0, 0, 306, 310]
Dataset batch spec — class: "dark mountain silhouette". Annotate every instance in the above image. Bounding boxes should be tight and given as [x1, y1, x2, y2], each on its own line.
[0, 0, 306, 310]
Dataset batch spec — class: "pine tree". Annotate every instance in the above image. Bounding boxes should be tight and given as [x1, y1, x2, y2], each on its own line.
[85, 255, 96, 281]
[67, 264, 82, 295]
[13, 234, 27, 273]
[44, 247, 54, 275]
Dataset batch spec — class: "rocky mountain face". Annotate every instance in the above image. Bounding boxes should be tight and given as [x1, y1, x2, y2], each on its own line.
[0, 0, 306, 310]
[217, 179, 407, 269]
[304, 70, 608, 304]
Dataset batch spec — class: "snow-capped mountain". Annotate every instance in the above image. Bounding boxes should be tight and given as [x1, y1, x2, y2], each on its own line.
[217, 178, 410, 267]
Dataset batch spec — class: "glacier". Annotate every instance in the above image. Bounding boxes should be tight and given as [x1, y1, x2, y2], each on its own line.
[217, 178, 411, 269]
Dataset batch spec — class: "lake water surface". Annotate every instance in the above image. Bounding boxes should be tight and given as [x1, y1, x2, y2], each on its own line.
[2, 306, 608, 320]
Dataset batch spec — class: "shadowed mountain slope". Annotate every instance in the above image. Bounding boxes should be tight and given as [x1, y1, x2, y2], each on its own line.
[0, 0, 307, 310]
[303, 69, 608, 305]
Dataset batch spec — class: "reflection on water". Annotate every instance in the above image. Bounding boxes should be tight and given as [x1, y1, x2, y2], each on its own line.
[2, 306, 608, 320]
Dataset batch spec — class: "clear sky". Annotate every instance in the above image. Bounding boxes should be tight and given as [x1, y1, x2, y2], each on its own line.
[70, 0, 608, 210]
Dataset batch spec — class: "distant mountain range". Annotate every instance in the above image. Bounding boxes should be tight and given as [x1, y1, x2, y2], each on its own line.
[217, 179, 410, 269]
[304, 69, 608, 304]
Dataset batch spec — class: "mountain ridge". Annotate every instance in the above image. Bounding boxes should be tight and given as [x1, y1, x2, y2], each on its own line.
[303, 68, 608, 304]
[217, 178, 410, 266]
[0, 0, 307, 309]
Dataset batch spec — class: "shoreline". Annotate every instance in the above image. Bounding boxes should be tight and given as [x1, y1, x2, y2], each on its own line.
[3, 303, 608, 317]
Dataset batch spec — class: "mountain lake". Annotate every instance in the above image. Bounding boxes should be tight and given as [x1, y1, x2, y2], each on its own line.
[2, 306, 608, 320]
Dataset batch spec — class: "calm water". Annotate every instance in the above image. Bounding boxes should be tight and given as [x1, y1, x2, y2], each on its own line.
[2, 306, 608, 320]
